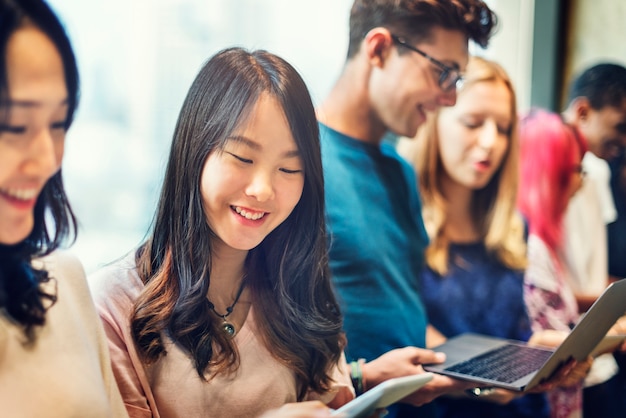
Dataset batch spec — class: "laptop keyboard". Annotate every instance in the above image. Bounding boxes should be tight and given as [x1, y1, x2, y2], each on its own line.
[445, 343, 554, 383]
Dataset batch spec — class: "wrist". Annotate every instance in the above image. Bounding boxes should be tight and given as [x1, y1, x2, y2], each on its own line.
[465, 387, 496, 398]
[350, 358, 366, 396]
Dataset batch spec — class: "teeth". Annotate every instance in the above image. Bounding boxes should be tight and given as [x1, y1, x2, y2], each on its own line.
[234, 206, 266, 220]
[1, 188, 38, 201]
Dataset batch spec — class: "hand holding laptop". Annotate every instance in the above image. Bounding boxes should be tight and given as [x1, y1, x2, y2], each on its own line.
[424, 280, 626, 392]
[607, 315, 626, 352]
[533, 356, 593, 391]
[359, 346, 476, 407]
[529, 318, 626, 357]
[527, 329, 569, 349]
[526, 328, 594, 385]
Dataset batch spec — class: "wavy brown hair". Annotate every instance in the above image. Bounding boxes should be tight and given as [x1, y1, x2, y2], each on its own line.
[130, 47, 344, 400]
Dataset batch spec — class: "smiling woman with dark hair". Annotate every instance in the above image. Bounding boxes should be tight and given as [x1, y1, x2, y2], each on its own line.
[0, 0, 127, 416]
[88, 47, 354, 418]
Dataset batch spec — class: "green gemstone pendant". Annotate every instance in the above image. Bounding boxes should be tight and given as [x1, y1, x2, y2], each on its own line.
[222, 321, 236, 338]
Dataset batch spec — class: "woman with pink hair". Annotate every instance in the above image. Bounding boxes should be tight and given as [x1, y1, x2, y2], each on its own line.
[517, 109, 588, 418]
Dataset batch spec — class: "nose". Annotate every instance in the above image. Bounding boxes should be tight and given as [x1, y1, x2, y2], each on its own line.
[477, 121, 498, 151]
[245, 168, 275, 202]
[437, 88, 457, 107]
[23, 128, 62, 178]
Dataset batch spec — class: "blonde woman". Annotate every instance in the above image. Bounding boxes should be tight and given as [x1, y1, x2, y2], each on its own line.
[397, 57, 547, 418]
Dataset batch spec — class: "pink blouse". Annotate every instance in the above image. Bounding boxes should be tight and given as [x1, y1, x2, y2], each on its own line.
[89, 253, 354, 418]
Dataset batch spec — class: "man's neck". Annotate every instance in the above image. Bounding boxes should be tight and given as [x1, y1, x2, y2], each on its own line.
[317, 60, 387, 145]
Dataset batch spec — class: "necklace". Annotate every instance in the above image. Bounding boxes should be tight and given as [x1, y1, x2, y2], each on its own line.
[207, 278, 247, 338]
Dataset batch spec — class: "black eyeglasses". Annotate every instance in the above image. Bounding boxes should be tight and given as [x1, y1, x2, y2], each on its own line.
[390, 34, 463, 92]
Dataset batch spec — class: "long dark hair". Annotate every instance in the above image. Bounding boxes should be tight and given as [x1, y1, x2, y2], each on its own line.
[131, 47, 344, 399]
[0, 0, 79, 341]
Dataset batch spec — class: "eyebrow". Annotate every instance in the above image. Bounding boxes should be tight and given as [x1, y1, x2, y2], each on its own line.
[0, 98, 69, 108]
[227, 135, 301, 158]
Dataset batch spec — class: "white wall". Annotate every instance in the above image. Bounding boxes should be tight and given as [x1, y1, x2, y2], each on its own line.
[48, 0, 534, 272]
[478, 0, 535, 112]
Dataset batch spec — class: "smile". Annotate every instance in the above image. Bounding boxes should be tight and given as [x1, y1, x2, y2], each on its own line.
[0, 187, 39, 201]
[232, 206, 267, 220]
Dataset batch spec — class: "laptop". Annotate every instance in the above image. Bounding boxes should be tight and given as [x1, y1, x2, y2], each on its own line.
[331, 373, 433, 418]
[423, 279, 626, 392]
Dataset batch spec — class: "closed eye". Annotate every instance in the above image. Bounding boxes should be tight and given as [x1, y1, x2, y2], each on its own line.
[462, 120, 481, 129]
[51, 121, 67, 131]
[279, 167, 302, 174]
[433, 67, 446, 82]
[498, 125, 512, 136]
[0, 124, 26, 134]
[226, 151, 252, 164]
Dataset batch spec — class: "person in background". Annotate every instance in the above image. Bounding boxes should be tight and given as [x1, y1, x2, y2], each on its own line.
[397, 56, 551, 418]
[518, 109, 590, 418]
[608, 151, 626, 280]
[89, 47, 355, 418]
[561, 62, 626, 310]
[606, 151, 626, 417]
[316, 1, 499, 417]
[0, 0, 127, 416]
[561, 62, 626, 418]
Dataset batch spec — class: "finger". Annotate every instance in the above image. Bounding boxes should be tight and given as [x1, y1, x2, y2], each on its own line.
[402, 374, 474, 406]
[405, 347, 447, 365]
[557, 358, 576, 378]
[549, 357, 592, 388]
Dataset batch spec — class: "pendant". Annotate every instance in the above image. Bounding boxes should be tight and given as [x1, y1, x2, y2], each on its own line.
[222, 321, 236, 338]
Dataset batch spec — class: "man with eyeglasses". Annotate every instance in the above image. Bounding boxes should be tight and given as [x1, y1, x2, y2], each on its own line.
[316, 1, 497, 417]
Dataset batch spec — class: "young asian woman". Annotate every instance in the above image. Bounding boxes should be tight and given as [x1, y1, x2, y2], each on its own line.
[88, 47, 355, 418]
[0, 0, 128, 416]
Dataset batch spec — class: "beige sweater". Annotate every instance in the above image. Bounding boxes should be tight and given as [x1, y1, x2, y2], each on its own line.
[0, 250, 128, 418]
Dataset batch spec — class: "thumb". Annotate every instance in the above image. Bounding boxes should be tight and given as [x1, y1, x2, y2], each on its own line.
[408, 347, 446, 365]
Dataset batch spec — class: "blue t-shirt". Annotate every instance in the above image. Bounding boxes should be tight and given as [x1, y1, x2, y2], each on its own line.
[320, 124, 432, 418]
[421, 241, 549, 418]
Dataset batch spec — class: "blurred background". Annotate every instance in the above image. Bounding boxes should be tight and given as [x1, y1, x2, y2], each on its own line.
[46, 0, 626, 273]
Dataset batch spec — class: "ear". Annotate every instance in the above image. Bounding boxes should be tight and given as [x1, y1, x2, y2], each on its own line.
[363, 28, 394, 68]
[571, 96, 591, 123]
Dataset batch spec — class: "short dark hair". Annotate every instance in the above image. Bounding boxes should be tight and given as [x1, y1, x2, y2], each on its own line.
[0, 0, 79, 341]
[347, 0, 497, 58]
[568, 63, 626, 110]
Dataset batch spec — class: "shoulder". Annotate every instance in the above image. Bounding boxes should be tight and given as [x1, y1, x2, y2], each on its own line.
[381, 140, 404, 161]
[37, 249, 86, 285]
[381, 142, 416, 177]
[32, 250, 108, 326]
[35, 250, 89, 299]
[583, 152, 611, 179]
[88, 252, 143, 311]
